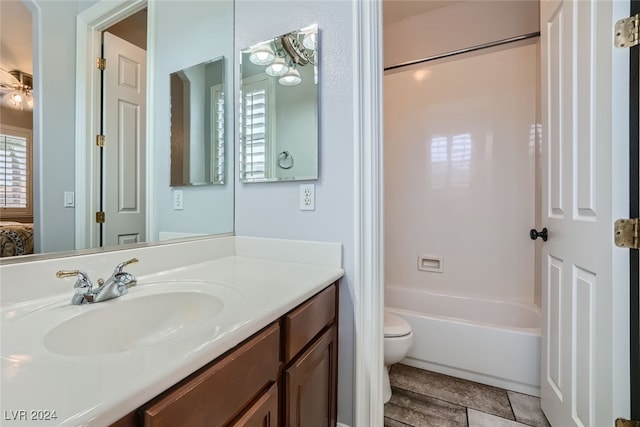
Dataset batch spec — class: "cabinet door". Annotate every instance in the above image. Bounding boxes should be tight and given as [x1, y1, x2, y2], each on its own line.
[231, 383, 278, 427]
[284, 325, 337, 427]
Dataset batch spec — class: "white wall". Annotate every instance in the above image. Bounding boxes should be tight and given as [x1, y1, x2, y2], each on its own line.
[152, 1, 234, 237]
[234, 1, 355, 424]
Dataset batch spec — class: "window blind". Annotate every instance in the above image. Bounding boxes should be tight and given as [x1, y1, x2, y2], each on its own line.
[0, 134, 28, 209]
[212, 86, 225, 183]
[241, 78, 271, 180]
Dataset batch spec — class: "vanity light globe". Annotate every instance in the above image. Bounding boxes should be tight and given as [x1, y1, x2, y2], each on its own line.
[265, 59, 289, 77]
[302, 32, 317, 50]
[279, 68, 302, 86]
[249, 46, 275, 66]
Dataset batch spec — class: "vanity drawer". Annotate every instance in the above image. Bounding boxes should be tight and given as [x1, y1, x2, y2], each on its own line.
[142, 322, 280, 427]
[284, 284, 336, 363]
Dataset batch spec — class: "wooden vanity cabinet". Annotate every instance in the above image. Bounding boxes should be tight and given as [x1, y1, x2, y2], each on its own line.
[230, 383, 279, 426]
[284, 325, 337, 427]
[110, 282, 338, 427]
[282, 285, 338, 427]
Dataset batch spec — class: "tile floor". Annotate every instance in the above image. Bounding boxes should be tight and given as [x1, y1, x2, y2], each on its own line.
[384, 364, 551, 427]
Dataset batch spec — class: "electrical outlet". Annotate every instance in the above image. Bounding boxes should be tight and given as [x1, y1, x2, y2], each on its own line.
[173, 190, 184, 210]
[299, 184, 315, 211]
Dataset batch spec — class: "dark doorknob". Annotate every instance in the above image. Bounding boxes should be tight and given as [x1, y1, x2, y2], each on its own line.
[530, 228, 548, 241]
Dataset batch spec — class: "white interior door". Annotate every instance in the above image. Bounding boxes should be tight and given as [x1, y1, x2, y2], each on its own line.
[540, 0, 630, 426]
[103, 32, 146, 247]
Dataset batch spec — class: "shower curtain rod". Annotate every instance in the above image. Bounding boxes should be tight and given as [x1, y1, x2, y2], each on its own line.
[384, 31, 541, 72]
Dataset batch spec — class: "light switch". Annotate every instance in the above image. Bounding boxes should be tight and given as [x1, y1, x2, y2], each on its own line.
[64, 191, 75, 208]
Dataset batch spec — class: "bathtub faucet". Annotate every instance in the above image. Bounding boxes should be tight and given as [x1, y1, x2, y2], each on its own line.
[56, 258, 139, 305]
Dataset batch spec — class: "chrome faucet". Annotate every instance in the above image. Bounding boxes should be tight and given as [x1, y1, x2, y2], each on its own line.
[56, 258, 139, 305]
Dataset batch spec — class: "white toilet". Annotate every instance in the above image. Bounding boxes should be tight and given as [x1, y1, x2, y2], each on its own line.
[383, 310, 413, 403]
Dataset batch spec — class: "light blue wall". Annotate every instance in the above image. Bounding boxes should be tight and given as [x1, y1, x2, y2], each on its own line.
[234, 1, 356, 424]
[274, 64, 317, 180]
[30, 0, 99, 253]
[152, 1, 234, 237]
[31, 0, 235, 252]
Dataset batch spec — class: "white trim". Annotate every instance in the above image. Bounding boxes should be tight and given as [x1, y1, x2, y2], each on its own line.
[22, 0, 42, 251]
[353, 1, 384, 426]
[74, 0, 148, 250]
[146, 3, 156, 242]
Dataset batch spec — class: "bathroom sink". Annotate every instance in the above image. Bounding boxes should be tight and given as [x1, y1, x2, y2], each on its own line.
[43, 290, 225, 356]
[1, 281, 242, 357]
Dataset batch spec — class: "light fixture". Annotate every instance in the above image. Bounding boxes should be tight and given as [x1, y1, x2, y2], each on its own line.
[279, 68, 301, 86]
[249, 44, 275, 66]
[0, 69, 33, 110]
[265, 57, 289, 77]
[244, 25, 317, 87]
[302, 32, 317, 50]
[10, 92, 23, 104]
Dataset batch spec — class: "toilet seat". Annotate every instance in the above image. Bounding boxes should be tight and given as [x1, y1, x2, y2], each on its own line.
[384, 311, 411, 338]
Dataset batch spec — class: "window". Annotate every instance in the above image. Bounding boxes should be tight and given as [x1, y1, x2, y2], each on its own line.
[241, 75, 275, 181]
[0, 126, 32, 219]
[211, 84, 225, 184]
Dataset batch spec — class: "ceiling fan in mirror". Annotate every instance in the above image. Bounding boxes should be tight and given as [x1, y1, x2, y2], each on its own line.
[0, 68, 33, 110]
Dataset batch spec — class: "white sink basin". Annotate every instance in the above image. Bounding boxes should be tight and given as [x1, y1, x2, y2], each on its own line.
[43, 291, 224, 356]
[1, 281, 242, 357]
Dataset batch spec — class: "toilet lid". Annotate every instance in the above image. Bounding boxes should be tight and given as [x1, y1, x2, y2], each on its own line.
[384, 311, 412, 337]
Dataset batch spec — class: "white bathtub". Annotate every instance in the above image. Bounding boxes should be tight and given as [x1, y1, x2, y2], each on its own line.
[385, 285, 541, 396]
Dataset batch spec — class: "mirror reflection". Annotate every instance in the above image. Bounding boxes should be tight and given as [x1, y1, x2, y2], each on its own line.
[170, 57, 226, 186]
[0, 0, 235, 261]
[240, 24, 318, 183]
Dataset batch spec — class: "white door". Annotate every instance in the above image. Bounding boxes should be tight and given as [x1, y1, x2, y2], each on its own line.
[103, 32, 146, 246]
[540, 1, 630, 426]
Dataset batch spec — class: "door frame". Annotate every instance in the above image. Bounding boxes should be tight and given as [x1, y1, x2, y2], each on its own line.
[353, 1, 384, 426]
[75, 0, 153, 250]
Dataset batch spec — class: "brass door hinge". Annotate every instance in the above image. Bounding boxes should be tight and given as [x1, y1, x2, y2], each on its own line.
[96, 211, 105, 224]
[96, 57, 106, 70]
[615, 13, 639, 48]
[615, 218, 640, 249]
[96, 134, 105, 147]
[616, 418, 640, 427]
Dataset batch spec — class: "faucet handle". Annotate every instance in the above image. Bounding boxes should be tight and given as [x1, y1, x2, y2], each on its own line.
[114, 258, 139, 274]
[56, 270, 93, 292]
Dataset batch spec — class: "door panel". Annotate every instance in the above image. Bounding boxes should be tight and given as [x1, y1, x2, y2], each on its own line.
[103, 32, 146, 247]
[540, 0, 630, 426]
[573, 266, 595, 426]
[546, 255, 563, 398]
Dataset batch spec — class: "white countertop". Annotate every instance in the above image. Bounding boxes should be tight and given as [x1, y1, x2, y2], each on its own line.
[0, 237, 343, 426]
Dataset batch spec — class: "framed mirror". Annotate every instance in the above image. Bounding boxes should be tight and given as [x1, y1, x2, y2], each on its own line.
[170, 57, 226, 187]
[240, 24, 318, 183]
